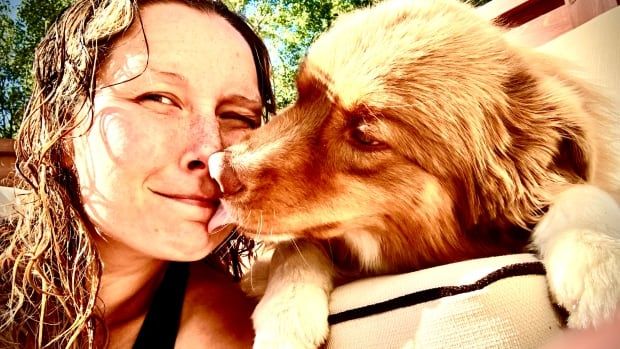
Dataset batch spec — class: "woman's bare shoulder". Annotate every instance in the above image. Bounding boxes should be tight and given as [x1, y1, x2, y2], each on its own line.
[175, 261, 256, 349]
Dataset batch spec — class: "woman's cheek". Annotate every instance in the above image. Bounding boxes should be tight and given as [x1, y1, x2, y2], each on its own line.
[93, 108, 160, 166]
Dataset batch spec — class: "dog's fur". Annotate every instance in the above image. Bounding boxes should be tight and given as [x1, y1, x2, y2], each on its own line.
[208, 0, 620, 347]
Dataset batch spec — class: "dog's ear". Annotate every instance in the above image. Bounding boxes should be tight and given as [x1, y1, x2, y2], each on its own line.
[502, 68, 592, 184]
[550, 121, 590, 184]
[469, 64, 594, 233]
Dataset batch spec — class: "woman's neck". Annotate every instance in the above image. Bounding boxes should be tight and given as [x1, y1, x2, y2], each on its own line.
[95, 238, 168, 329]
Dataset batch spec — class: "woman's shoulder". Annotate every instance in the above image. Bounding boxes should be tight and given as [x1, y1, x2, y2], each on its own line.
[175, 261, 256, 348]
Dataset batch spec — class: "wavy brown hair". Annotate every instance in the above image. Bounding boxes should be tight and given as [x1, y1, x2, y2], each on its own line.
[0, 0, 274, 348]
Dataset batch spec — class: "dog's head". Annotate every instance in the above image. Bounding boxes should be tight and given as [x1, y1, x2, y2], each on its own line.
[208, 0, 592, 270]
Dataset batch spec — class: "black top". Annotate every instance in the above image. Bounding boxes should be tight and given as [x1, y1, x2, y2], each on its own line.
[132, 262, 190, 349]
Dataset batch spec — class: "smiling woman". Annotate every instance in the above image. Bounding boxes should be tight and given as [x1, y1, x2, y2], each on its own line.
[0, 0, 274, 348]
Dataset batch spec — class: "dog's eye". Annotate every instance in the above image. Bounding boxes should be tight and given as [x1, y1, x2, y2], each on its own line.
[220, 112, 260, 129]
[350, 122, 385, 149]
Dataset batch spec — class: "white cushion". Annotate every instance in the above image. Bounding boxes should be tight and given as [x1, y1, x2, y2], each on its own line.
[539, 7, 620, 108]
[0, 185, 19, 217]
[326, 254, 562, 349]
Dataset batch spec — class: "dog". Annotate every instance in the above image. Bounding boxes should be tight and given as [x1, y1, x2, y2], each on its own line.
[207, 0, 620, 347]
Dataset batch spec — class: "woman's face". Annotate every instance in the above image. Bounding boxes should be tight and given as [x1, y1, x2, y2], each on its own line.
[72, 3, 262, 261]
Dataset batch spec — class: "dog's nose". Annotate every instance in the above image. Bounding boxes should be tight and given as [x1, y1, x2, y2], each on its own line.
[208, 151, 244, 196]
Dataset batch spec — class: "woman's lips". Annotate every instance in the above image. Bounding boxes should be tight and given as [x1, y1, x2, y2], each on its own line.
[152, 189, 217, 208]
[150, 189, 236, 234]
[151, 189, 219, 224]
[166, 195, 214, 208]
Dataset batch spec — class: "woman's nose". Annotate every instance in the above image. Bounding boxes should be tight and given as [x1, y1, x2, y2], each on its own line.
[208, 151, 244, 196]
[181, 116, 222, 174]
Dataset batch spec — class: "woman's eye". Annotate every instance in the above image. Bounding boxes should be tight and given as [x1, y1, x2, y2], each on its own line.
[146, 94, 175, 105]
[138, 93, 181, 112]
[219, 112, 260, 129]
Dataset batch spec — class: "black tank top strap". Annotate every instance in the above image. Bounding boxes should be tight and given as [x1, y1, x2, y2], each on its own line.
[132, 262, 190, 349]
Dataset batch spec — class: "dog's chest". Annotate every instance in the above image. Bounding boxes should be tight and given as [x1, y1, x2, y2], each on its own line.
[324, 231, 386, 279]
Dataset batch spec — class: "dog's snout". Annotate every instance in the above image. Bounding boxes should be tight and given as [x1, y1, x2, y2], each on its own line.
[208, 151, 244, 196]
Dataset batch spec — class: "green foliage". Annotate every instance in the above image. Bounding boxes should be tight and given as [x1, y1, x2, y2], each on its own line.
[0, 0, 70, 138]
[1, 0, 494, 137]
[225, 0, 381, 108]
[226, 0, 491, 109]
[1, 0, 22, 138]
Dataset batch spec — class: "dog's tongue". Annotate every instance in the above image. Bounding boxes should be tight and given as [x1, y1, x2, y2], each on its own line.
[208, 203, 235, 235]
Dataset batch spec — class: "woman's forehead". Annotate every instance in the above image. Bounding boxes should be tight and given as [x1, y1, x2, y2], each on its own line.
[99, 3, 258, 91]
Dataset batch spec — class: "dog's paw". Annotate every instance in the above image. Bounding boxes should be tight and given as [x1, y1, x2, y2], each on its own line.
[252, 283, 330, 349]
[542, 228, 620, 329]
[534, 185, 620, 329]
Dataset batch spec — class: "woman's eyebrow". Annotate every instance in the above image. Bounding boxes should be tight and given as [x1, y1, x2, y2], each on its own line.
[145, 67, 188, 82]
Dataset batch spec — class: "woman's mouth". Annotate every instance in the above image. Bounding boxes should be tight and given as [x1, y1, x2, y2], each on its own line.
[151, 189, 217, 208]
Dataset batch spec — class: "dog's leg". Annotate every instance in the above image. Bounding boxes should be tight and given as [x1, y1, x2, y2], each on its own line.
[252, 239, 334, 349]
[533, 184, 620, 328]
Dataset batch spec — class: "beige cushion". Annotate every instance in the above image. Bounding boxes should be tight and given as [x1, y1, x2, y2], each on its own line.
[539, 7, 620, 109]
[326, 254, 562, 349]
[0, 185, 19, 217]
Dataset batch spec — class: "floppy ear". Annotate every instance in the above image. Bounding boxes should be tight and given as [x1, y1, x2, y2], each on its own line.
[550, 121, 590, 184]
[503, 66, 592, 184]
[475, 63, 595, 231]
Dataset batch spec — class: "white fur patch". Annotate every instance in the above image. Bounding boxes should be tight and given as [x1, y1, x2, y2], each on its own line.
[342, 230, 383, 271]
[251, 241, 333, 349]
[534, 184, 620, 328]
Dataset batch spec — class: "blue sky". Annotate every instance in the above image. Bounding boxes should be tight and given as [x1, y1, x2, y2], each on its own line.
[8, 0, 19, 16]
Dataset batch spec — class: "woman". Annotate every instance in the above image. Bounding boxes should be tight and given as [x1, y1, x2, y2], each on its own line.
[0, 0, 275, 348]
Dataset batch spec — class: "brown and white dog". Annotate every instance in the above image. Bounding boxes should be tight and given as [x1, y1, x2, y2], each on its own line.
[207, 0, 620, 347]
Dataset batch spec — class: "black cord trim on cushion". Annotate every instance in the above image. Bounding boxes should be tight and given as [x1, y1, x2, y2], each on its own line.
[328, 261, 546, 325]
